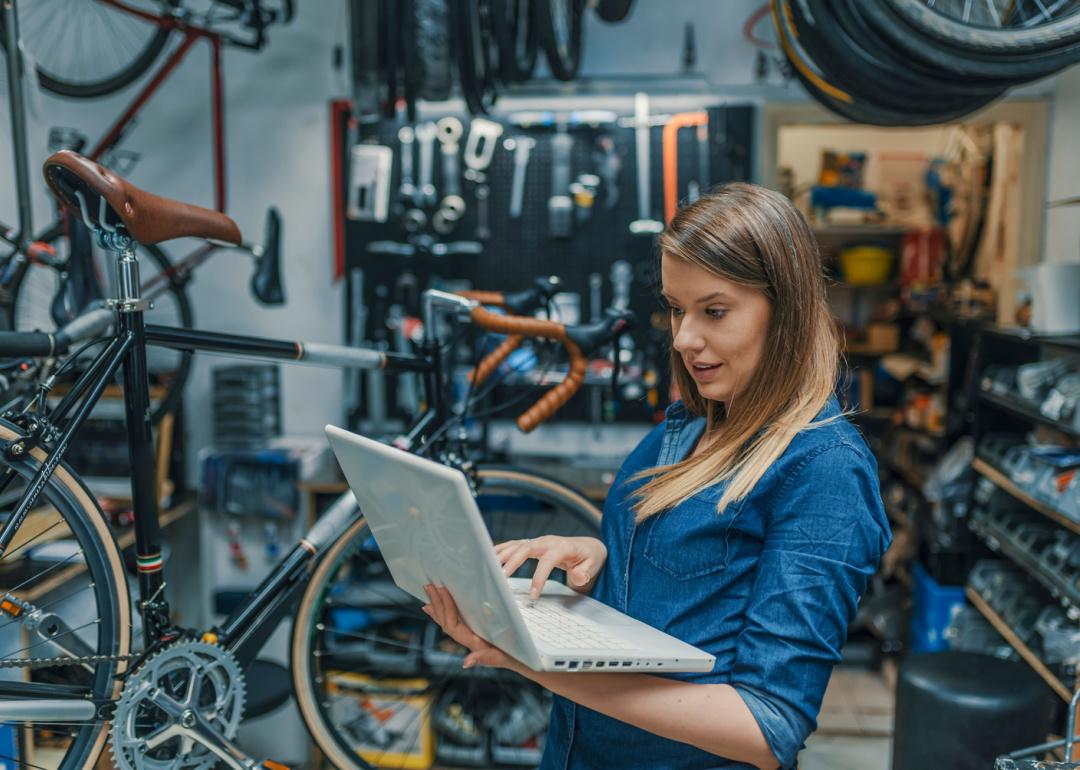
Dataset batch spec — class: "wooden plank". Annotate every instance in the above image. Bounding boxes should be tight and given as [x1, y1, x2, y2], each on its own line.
[972, 457, 1080, 537]
[966, 587, 1071, 702]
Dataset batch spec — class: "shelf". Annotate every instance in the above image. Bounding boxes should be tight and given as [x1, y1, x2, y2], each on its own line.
[965, 587, 1073, 703]
[970, 514, 1080, 611]
[972, 458, 1080, 537]
[979, 390, 1080, 439]
[982, 327, 1080, 353]
[812, 224, 909, 238]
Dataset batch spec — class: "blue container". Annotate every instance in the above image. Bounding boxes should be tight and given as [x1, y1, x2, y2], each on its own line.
[910, 562, 965, 653]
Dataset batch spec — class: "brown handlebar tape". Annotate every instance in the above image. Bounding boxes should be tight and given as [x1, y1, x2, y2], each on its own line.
[469, 335, 523, 386]
[468, 305, 587, 432]
[456, 290, 505, 307]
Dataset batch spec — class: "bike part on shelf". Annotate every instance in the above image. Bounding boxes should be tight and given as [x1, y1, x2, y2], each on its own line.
[291, 466, 601, 770]
[110, 641, 246, 770]
[535, 0, 585, 80]
[416, 122, 439, 207]
[491, 0, 538, 82]
[0, 417, 131, 770]
[548, 128, 574, 239]
[628, 93, 663, 234]
[250, 208, 285, 305]
[397, 125, 419, 205]
[43, 151, 242, 247]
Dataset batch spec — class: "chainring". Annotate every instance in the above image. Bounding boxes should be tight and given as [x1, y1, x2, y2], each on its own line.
[110, 641, 246, 770]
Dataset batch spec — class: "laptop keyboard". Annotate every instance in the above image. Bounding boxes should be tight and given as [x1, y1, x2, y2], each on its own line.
[515, 597, 637, 651]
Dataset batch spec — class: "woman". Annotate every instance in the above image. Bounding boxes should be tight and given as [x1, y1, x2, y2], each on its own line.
[422, 183, 891, 770]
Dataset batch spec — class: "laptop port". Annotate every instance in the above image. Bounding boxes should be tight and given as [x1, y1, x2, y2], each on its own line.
[582, 661, 593, 670]
[568, 661, 579, 670]
[608, 661, 619, 667]
[595, 662, 605, 668]
[554, 661, 567, 667]
[621, 661, 632, 667]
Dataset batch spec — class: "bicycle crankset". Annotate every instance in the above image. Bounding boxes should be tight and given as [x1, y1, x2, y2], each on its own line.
[110, 641, 247, 770]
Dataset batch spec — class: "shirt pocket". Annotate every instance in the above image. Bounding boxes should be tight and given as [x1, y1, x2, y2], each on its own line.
[642, 491, 735, 580]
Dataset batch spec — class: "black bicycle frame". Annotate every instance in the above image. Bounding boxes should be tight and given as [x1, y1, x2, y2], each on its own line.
[0, 319, 439, 664]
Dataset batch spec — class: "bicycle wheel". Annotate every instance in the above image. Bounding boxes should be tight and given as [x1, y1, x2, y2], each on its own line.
[0, 0, 178, 99]
[0, 418, 131, 770]
[291, 466, 602, 770]
[883, 0, 1080, 53]
[8, 237, 194, 424]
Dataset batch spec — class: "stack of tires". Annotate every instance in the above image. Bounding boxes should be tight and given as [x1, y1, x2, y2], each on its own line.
[773, 0, 1080, 125]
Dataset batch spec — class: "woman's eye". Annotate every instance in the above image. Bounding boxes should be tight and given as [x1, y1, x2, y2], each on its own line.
[707, 308, 727, 320]
[669, 307, 684, 318]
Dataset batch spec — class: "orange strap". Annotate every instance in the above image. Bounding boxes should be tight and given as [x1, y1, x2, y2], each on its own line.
[663, 111, 708, 225]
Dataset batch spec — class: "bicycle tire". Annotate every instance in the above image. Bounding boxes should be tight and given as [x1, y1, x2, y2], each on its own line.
[291, 465, 602, 770]
[414, 0, 453, 101]
[798, 0, 1014, 98]
[853, 0, 1080, 80]
[595, 0, 634, 23]
[452, 0, 498, 114]
[883, 0, 1080, 54]
[7, 239, 194, 425]
[491, 0, 538, 83]
[0, 418, 131, 770]
[535, 0, 584, 81]
[1, 0, 178, 100]
[773, 0, 1000, 125]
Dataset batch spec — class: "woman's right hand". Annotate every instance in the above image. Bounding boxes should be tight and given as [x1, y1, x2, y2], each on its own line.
[494, 536, 608, 599]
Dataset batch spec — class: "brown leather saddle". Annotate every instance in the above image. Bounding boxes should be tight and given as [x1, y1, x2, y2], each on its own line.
[42, 150, 241, 246]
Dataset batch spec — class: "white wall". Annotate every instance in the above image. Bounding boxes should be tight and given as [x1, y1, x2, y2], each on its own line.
[1043, 66, 1080, 265]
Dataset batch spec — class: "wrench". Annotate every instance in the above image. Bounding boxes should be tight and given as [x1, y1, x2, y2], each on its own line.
[504, 135, 536, 219]
[548, 127, 573, 239]
[397, 125, 418, 205]
[415, 122, 437, 207]
[436, 117, 466, 224]
[628, 92, 664, 235]
[475, 184, 491, 240]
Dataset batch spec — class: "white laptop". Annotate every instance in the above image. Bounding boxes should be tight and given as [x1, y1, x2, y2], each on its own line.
[325, 424, 715, 673]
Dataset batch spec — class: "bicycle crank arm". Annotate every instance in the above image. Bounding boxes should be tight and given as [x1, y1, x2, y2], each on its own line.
[146, 688, 261, 770]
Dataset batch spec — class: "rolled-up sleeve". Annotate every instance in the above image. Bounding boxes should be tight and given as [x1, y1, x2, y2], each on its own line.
[730, 443, 891, 769]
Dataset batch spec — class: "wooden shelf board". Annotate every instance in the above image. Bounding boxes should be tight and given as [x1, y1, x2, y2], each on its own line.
[972, 458, 1080, 537]
[979, 390, 1080, 439]
[966, 587, 1072, 703]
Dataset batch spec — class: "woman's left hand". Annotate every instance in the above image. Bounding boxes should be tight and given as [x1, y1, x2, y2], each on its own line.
[422, 584, 518, 671]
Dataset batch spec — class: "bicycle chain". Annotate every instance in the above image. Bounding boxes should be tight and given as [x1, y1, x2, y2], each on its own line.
[0, 652, 141, 670]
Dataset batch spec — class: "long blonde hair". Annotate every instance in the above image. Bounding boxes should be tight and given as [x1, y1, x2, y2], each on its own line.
[631, 183, 839, 521]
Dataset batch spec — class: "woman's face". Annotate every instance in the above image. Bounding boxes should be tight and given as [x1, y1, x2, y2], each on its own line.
[661, 253, 772, 406]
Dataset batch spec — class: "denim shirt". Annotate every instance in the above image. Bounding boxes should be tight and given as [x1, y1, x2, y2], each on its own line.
[538, 396, 891, 770]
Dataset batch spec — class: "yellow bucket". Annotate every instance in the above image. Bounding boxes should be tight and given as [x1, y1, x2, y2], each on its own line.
[839, 245, 894, 285]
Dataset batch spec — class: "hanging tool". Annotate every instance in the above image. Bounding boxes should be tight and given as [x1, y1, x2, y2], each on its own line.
[435, 117, 466, 227]
[593, 135, 621, 210]
[397, 125, 418, 205]
[570, 174, 600, 223]
[475, 184, 491, 240]
[504, 135, 536, 219]
[548, 124, 574, 239]
[416, 121, 438, 207]
[463, 118, 504, 176]
[626, 93, 664, 235]
[346, 144, 393, 222]
[662, 111, 709, 224]
[588, 272, 603, 433]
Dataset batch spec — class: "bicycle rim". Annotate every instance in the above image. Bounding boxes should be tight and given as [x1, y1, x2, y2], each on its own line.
[884, 0, 1080, 53]
[535, 0, 583, 81]
[14, 1, 177, 99]
[0, 419, 131, 770]
[291, 466, 601, 770]
[10, 241, 194, 425]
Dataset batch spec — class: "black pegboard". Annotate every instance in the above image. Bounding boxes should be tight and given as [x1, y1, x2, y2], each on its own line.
[338, 103, 755, 424]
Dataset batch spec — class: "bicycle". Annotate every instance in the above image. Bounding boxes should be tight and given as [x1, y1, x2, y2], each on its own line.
[0, 149, 634, 770]
[0, 0, 289, 423]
